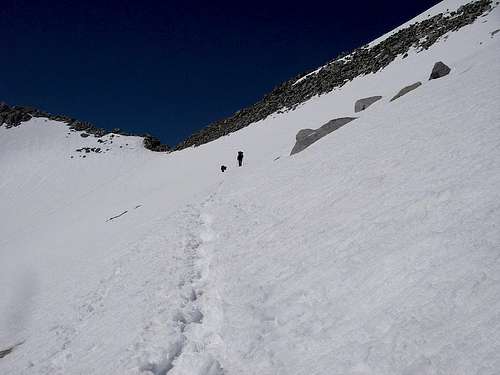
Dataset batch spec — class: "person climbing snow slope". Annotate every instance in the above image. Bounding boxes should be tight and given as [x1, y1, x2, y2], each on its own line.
[237, 151, 244, 167]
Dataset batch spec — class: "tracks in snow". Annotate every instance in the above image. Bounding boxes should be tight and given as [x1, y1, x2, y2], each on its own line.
[141, 198, 224, 375]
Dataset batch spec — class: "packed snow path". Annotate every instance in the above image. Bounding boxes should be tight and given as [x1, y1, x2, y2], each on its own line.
[140, 195, 224, 375]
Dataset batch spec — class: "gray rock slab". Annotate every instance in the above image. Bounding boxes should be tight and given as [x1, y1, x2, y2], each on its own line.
[291, 117, 357, 155]
[429, 61, 451, 80]
[296, 128, 315, 141]
[390, 82, 422, 102]
[354, 96, 383, 113]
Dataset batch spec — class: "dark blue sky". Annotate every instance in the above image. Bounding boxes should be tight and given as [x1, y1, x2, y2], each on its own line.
[1, 0, 440, 146]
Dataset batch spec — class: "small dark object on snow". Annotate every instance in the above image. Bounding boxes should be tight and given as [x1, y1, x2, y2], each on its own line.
[237, 151, 244, 167]
[221, 165, 227, 172]
[429, 61, 451, 80]
[1, 342, 23, 359]
[107, 210, 128, 222]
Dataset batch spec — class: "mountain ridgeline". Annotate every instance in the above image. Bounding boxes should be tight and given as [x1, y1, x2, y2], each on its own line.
[0, 103, 169, 152]
[0, 0, 494, 153]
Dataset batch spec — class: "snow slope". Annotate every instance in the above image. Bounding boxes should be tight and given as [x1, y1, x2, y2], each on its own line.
[1, 0, 500, 374]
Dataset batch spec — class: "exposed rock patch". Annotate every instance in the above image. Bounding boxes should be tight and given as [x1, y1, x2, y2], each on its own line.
[76, 147, 102, 154]
[0, 346, 14, 359]
[143, 134, 169, 152]
[291, 117, 357, 155]
[175, 0, 493, 150]
[355, 96, 383, 112]
[429, 61, 452, 80]
[391, 82, 423, 101]
[0, 342, 23, 359]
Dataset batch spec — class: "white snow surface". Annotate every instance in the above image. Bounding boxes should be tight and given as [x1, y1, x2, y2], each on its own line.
[1, 1, 500, 374]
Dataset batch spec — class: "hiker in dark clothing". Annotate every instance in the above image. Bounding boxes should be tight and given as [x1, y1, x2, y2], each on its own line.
[221, 165, 227, 172]
[237, 151, 244, 167]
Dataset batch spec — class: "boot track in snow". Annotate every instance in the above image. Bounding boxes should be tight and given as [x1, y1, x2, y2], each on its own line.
[141, 197, 224, 375]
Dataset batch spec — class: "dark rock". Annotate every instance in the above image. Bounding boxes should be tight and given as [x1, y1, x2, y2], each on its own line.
[143, 135, 170, 152]
[295, 129, 316, 141]
[291, 117, 357, 155]
[354, 96, 383, 112]
[390, 82, 422, 101]
[81, 133, 90, 138]
[429, 61, 451, 80]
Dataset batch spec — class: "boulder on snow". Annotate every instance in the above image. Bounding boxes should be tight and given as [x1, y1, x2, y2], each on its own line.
[429, 61, 451, 80]
[295, 128, 315, 141]
[390, 82, 422, 102]
[354, 96, 383, 113]
[291, 117, 357, 155]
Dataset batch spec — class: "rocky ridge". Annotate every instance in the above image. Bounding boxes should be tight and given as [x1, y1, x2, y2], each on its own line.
[0, 102, 169, 152]
[174, 0, 494, 150]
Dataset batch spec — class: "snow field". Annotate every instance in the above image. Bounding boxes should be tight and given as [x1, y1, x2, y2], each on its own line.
[1, 1, 500, 373]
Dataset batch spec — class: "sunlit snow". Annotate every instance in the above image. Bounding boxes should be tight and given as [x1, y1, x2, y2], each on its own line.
[1, 0, 500, 374]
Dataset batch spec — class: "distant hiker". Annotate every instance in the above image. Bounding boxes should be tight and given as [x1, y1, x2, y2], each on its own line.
[221, 165, 227, 172]
[237, 151, 244, 167]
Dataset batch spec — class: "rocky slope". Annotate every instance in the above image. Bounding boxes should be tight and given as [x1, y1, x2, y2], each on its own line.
[174, 0, 494, 150]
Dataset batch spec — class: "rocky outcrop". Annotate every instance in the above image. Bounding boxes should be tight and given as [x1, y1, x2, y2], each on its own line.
[143, 134, 169, 152]
[0, 102, 32, 127]
[291, 117, 357, 155]
[355, 96, 383, 112]
[0, 102, 170, 152]
[175, 0, 493, 150]
[429, 61, 451, 80]
[390, 82, 422, 102]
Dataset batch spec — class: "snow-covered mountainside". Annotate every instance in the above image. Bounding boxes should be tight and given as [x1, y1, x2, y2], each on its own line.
[1, 0, 500, 374]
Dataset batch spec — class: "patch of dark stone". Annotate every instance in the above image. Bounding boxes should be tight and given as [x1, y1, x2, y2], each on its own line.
[0, 102, 170, 152]
[491, 28, 500, 36]
[429, 61, 451, 80]
[354, 96, 383, 112]
[290, 117, 357, 155]
[76, 147, 102, 153]
[0, 347, 14, 359]
[143, 134, 169, 152]
[175, 0, 493, 150]
[391, 82, 422, 101]
[0, 342, 23, 359]
[107, 210, 128, 222]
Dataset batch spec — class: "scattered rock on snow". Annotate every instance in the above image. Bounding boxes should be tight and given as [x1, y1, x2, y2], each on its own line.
[429, 61, 451, 80]
[291, 117, 357, 155]
[390, 82, 422, 101]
